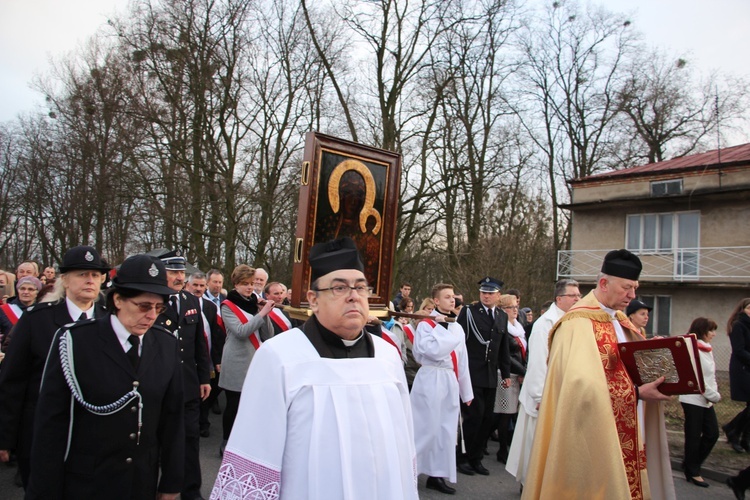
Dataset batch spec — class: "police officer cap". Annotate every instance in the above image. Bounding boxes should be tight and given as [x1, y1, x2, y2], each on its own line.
[152, 249, 186, 271]
[601, 249, 642, 281]
[309, 237, 364, 282]
[58, 245, 110, 274]
[478, 276, 504, 293]
[112, 255, 174, 297]
[625, 299, 652, 317]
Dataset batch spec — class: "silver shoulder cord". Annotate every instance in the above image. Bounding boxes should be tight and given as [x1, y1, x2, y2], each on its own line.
[465, 308, 490, 346]
[58, 329, 143, 460]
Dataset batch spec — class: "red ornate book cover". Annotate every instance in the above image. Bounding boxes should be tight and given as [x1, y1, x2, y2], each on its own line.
[619, 334, 706, 395]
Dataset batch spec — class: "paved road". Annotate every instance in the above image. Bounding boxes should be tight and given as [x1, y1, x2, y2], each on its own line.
[0, 401, 741, 498]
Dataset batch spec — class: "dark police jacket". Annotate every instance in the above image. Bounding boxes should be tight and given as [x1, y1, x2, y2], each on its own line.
[154, 291, 212, 400]
[456, 302, 511, 388]
[26, 316, 185, 499]
[0, 300, 106, 456]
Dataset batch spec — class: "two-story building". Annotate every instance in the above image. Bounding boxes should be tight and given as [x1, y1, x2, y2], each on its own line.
[557, 143, 750, 368]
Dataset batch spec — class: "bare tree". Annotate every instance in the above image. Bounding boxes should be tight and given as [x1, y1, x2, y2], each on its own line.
[617, 50, 750, 163]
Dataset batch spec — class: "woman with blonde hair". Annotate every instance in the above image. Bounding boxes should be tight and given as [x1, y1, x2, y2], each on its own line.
[494, 293, 527, 463]
[0, 246, 109, 488]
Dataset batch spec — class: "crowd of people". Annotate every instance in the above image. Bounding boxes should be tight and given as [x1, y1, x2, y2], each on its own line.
[0, 243, 748, 499]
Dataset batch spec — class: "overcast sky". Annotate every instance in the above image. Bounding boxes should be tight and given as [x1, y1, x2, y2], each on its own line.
[1, 0, 748, 123]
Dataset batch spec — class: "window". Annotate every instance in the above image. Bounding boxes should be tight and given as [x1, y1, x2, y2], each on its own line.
[638, 295, 672, 337]
[626, 211, 699, 254]
[626, 211, 700, 277]
[651, 179, 683, 196]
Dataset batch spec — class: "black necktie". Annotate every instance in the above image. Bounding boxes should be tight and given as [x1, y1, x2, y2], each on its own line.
[78, 312, 88, 321]
[127, 335, 140, 369]
[170, 296, 179, 314]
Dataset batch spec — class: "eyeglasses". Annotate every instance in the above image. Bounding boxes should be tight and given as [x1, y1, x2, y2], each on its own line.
[129, 300, 168, 314]
[558, 294, 583, 299]
[314, 284, 373, 297]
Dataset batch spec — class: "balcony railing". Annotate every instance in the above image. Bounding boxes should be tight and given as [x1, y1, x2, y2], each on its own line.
[557, 247, 750, 283]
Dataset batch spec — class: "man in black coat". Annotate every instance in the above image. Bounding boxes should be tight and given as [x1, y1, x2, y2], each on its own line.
[0, 245, 109, 487]
[27, 254, 184, 499]
[153, 249, 212, 500]
[187, 272, 226, 438]
[455, 276, 511, 476]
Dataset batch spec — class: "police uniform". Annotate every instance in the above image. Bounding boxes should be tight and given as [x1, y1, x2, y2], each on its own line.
[455, 277, 511, 475]
[27, 319, 184, 499]
[27, 255, 184, 499]
[153, 250, 212, 500]
[0, 245, 109, 488]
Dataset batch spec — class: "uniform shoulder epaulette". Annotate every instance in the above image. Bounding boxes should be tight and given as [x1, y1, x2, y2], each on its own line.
[63, 318, 94, 330]
[24, 301, 58, 314]
[152, 323, 178, 339]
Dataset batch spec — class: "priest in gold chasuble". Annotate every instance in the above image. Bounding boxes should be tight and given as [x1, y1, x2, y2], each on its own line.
[522, 250, 675, 500]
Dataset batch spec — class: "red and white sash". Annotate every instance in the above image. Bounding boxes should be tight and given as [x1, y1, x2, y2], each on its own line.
[269, 308, 292, 333]
[1, 303, 21, 326]
[402, 323, 415, 344]
[222, 300, 263, 350]
[421, 319, 458, 380]
[380, 326, 402, 357]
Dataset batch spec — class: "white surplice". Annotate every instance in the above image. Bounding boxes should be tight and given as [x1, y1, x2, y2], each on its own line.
[506, 302, 564, 484]
[210, 328, 418, 500]
[410, 318, 473, 483]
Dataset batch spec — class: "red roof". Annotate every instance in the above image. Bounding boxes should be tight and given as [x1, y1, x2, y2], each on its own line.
[572, 142, 750, 184]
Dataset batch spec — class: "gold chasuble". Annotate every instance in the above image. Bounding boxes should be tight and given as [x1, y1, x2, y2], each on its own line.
[522, 292, 675, 500]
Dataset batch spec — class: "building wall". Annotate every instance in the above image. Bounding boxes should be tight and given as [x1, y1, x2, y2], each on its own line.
[571, 165, 750, 204]
[635, 286, 746, 371]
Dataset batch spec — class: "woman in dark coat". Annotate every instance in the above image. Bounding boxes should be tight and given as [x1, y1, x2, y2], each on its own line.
[724, 297, 750, 453]
[27, 255, 185, 499]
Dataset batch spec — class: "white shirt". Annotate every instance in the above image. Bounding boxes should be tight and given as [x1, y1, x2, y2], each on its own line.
[110, 314, 142, 356]
[66, 297, 95, 322]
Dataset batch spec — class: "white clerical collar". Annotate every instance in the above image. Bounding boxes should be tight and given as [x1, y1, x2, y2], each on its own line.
[341, 332, 364, 347]
[66, 297, 95, 321]
[110, 315, 142, 354]
[598, 301, 627, 342]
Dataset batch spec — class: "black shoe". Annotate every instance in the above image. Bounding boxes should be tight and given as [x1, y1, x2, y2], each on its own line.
[220, 439, 227, 457]
[732, 442, 746, 453]
[742, 441, 750, 452]
[687, 476, 709, 488]
[212, 401, 222, 415]
[725, 424, 740, 442]
[727, 477, 746, 500]
[200, 428, 210, 438]
[469, 460, 490, 476]
[496, 451, 508, 463]
[457, 462, 475, 476]
[426, 477, 456, 495]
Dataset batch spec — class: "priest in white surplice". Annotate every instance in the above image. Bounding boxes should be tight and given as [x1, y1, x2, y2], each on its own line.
[411, 283, 473, 495]
[505, 279, 580, 486]
[210, 237, 418, 500]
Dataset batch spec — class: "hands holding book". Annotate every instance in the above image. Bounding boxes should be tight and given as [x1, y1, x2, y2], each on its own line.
[637, 376, 672, 401]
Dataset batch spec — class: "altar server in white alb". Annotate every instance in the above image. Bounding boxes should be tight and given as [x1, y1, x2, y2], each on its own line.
[411, 283, 473, 495]
[506, 279, 580, 486]
[210, 237, 418, 500]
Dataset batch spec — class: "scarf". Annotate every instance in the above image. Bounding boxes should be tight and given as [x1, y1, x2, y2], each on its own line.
[508, 318, 527, 356]
[226, 289, 259, 315]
